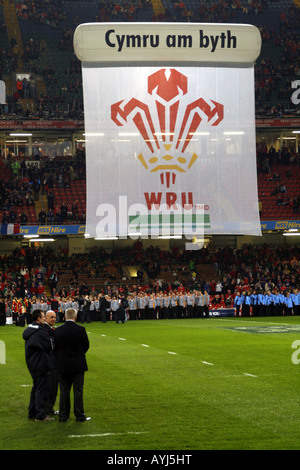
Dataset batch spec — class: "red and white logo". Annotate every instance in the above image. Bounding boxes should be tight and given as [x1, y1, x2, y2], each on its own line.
[111, 68, 224, 188]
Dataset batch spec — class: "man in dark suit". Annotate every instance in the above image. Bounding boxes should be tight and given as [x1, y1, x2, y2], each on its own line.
[43, 310, 58, 416]
[23, 309, 55, 421]
[55, 307, 90, 422]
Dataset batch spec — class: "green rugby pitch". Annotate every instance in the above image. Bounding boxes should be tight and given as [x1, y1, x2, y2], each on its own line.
[0, 316, 299, 450]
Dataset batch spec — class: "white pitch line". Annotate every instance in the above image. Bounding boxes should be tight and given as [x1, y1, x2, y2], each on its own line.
[201, 361, 214, 365]
[222, 374, 257, 378]
[222, 373, 258, 378]
[69, 431, 148, 438]
[102, 336, 176, 355]
[222, 375, 244, 378]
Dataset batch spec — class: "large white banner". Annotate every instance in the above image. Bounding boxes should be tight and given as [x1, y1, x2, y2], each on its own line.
[75, 23, 262, 240]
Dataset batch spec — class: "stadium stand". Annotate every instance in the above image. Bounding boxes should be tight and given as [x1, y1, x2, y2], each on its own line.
[0, 0, 298, 116]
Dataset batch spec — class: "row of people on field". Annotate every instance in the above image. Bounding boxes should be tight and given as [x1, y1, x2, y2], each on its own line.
[1, 291, 210, 324]
[234, 288, 300, 317]
[1, 285, 299, 326]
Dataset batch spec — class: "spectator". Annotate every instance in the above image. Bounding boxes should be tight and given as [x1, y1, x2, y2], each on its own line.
[33, 179, 40, 201]
[20, 211, 28, 224]
[38, 209, 47, 224]
[22, 309, 55, 421]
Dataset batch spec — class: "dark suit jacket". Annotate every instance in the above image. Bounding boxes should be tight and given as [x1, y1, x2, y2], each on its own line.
[55, 320, 89, 375]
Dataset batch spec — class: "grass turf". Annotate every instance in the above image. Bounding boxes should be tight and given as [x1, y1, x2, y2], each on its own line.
[0, 316, 299, 450]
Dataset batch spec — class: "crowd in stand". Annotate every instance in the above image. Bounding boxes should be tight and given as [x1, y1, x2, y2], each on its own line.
[97, 0, 153, 23]
[15, 0, 66, 27]
[23, 38, 46, 65]
[163, 0, 266, 23]
[256, 143, 298, 171]
[0, 0, 299, 119]
[0, 241, 299, 326]
[256, 142, 300, 214]
[0, 150, 86, 225]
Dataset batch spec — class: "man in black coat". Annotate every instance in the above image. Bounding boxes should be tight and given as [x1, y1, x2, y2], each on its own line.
[23, 309, 55, 421]
[55, 307, 90, 422]
[99, 293, 107, 323]
[81, 295, 91, 323]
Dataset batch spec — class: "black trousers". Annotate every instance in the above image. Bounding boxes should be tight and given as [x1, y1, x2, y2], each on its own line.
[197, 305, 204, 318]
[147, 308, 154, 320]
[187, 305, 194, 318]
[58, 373, 86, 421]
[170, 306, 177, 319]
[81, 310, 91, 323]
[46, 369, 58, 414]
[100, 309, 107, 322]
[128, 309, 136, 320]
[28, 371, 51, 420]
[243, 304, 250, 317]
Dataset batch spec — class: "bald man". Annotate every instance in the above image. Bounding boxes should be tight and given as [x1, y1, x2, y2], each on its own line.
[44, 310, 59, 416]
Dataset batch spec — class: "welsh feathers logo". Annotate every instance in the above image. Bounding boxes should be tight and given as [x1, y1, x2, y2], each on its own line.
[111, 68, 224, 187]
